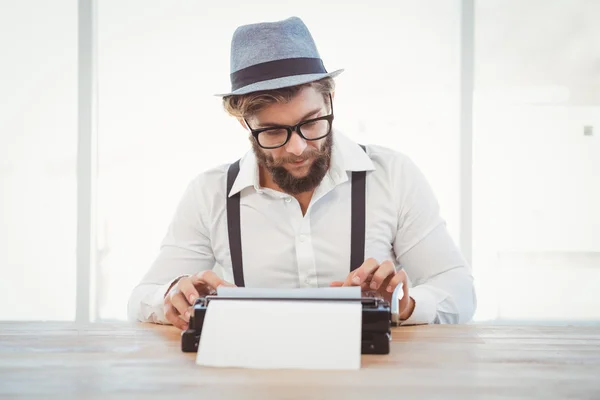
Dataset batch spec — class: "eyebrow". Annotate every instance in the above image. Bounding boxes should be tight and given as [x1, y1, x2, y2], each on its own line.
[256, 107, 322, 128]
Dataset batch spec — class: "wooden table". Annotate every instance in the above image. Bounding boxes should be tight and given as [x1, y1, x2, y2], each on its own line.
[1, 322, 599, 399]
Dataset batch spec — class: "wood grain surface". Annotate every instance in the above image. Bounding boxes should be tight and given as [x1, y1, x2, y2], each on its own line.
[1, 322, 599, 399]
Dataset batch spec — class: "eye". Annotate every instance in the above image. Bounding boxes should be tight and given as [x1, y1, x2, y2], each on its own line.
[263, 128, 288, 136]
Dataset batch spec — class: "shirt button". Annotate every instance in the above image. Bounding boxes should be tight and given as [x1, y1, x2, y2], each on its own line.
[299, 235, 306, 242]
[285, 197, 291, 203]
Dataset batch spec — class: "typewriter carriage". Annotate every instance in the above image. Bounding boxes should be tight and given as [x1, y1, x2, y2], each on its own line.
[181, 295, 393, 355]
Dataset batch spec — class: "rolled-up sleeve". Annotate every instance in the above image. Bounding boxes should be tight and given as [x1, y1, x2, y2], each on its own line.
[127, 177, 216, 324]
[392, 156, 476, 325]
[397, 224, 476, 324]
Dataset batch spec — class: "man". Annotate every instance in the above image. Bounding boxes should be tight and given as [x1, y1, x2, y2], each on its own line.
[128, 16, 476, 330]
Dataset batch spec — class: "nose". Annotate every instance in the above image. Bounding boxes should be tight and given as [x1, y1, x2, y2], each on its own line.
[284, 130, 307, 156]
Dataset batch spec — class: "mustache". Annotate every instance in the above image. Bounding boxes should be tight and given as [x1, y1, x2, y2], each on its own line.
[268, 148, 327, 167]
[250, 132, 334, 195]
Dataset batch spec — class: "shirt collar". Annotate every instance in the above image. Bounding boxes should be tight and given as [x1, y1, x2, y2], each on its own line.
[227, 149, 261, 197]
[227, 130, 375, 198]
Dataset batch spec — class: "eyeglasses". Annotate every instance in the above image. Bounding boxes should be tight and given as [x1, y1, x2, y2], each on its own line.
[244, 93, 334, 149]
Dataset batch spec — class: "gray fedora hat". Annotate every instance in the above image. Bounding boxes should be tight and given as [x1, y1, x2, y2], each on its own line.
[216, 16, 343, 97]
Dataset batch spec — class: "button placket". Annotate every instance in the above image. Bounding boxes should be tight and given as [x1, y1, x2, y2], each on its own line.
[296, 213, 318, 288]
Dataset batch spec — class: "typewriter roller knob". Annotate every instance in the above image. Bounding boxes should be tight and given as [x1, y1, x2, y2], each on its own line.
[181, 328, 199, 352]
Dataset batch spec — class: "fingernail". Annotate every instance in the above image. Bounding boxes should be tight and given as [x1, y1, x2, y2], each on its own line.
[352, 276, 360, 285]
[370, 281, 378, 290]
[189, 295, 196, 303]
[386, 285, 393, 292]
[184, 311, 190, 321]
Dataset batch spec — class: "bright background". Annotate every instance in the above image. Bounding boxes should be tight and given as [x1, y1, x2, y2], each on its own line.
[1, 0, 598, 323]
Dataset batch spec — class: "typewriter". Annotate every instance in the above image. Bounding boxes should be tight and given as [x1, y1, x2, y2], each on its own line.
[181, 294, 394, 355]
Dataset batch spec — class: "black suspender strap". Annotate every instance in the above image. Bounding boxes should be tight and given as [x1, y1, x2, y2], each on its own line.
[226, 159, 245, 287]
[226, 144, 368, 286]
[350, 144, 367, 271]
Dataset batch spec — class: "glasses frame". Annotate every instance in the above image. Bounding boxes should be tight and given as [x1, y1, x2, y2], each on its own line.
[244, 93, 334, 149]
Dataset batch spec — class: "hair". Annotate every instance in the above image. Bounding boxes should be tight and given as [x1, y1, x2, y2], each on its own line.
[222, 77, 335, 119]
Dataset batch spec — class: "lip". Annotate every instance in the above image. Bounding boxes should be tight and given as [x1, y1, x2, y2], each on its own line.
[290, 159, 309, 166]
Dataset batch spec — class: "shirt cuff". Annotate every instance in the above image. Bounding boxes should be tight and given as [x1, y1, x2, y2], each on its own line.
[399, 285, 439, 325]
[142, 276, 189, 325]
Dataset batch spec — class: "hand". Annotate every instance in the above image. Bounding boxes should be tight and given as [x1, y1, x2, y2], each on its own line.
[329, 258, 414, 320]
[163, 271, 236, 330]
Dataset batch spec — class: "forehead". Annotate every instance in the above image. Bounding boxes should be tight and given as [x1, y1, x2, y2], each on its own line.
[251, 86, 326, 127]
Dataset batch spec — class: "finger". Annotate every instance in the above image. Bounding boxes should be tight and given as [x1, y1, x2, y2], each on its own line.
[341, 269, 373, 286]
[342, 270, 357, 286]
[360, 272, 375, 285]
[332, 279, 371, 291]
[165, 304, 188, 331]
[399, 281, 410, 313]
[332, 280, 370, 290]
[343, 265, 376, 287]
[385, 269, 407, 293]
[369, 260, 395, 290]
[398, 270, 410, 313]
[178, 278, 201, 305]
[193, 271, 236, 291]
[170, 290, 191, 322]
[379, 274, 394, 295]
[351, 258, 380, 285]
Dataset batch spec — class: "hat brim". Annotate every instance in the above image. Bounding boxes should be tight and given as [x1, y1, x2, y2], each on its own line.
[214, 69, 344, 97]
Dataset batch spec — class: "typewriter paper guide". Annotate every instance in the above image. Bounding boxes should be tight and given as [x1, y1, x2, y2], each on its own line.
[216, 286, 362, 299]
[196, 287, 362, 370]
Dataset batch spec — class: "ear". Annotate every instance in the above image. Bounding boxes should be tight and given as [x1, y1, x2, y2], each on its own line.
[331, 90, 336, 101]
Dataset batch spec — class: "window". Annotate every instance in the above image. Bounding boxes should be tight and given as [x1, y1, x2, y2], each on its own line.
[473, 0, 600, 321]
[96, 0, 461, 320]
[6, 1, 595, 324]
[0, 0, 78, 320]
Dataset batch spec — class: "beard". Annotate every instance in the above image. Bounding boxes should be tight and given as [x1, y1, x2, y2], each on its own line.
[251, 133, 333, 195]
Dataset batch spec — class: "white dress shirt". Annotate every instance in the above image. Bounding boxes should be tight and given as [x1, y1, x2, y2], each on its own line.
[128, 131, 476, 325]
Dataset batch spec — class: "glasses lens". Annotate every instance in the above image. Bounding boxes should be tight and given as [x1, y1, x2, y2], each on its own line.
[257, 128, 289, 148]
[299, 119, 331, 140]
